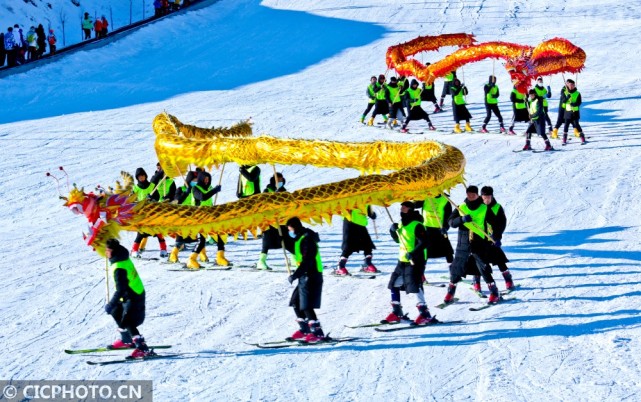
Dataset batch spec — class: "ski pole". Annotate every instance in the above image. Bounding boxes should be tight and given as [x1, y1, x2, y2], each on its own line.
[213, 163, 225, 206]
[272, 165, 291, 275]
[440, 192, 495, 244]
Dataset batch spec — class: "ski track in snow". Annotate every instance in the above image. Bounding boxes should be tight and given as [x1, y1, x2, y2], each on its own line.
[1, 0, 641, 400]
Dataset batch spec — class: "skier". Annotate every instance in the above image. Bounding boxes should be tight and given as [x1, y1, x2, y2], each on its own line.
[451, 79, 473, 133]
[47, 28, 56, 55]
[167, 171, 198, 263]
[561, 79, 586, 145]
[508, 86, 529, 135]
[533, 77, 553, 133]
[237, 165, 261, 199]
[81, 12, 93, 40]
[421, 65, 442, 113]
[523, 89, 554, 151]
[385, 201, 436, 325]
[386, 76, 407, 128]
[439, 70, 456, 109]
[551, 83, 570, 139]
[399, 79, 436, 133]
[480, 75, 506, 133]
[104, 239, 155, 358]
[334, 206, 378, 276]
[414, 195, 454, 265]
[184, 170, 222, 269]
[131, 168, 168, 258]
[149, 162, 176, 202]
[256, 172, 294, 270]
[470, 186, 514, 292]
[367, 74, 389, 126]
[359, 76, 378, 124]
[286, 217, 326, 343]
[442, 186, 501, 305]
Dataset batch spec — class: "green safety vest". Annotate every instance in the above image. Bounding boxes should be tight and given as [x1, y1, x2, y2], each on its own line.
[294, 233, 323, 273]
[110, 258, 144, 296]
[424, 83, 433, 90]
[565, 90, 580, 112]
[529, 98, 540, 120]
[179, 185, 194, 206]
[375, 84, 388, 101]
[156, 178, 174, 200]
[445, 72, 454, 82]
[350, 208, 368, 227]
[459, 203, 488, 239]
[453, 86, 466, 105]
[422, 197, 448, 228]
[239, 166, 259, 197]
[397, 221, 427, 262]
[534, 86, 549, 107]
[132, 184, 155, 202]
[407, 87, 421, 107]
[367, 84, 377, 104]
[388, 85, 402, 104]
[512, 89, 526, 109]
[194, 184, 213, 206]
[485, 84, 499, 105]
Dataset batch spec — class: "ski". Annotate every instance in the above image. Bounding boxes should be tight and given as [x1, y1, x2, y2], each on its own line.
[65, 345, 172, 354]
[512, 149, 533, 153]
[469, 296, 517, 311]
[471, 288, 488, 299]
[167, 265, 232, 272]
[86, 353, 183, 366]
[435, 298, 459, 309]
[345, 318, 413, 329]
[251, 337, 360, 349]
[374, 319, 465, 332]
[532, 149, 560, 153]
[424, 281, 447, 288]
[330, 272, 376, 280]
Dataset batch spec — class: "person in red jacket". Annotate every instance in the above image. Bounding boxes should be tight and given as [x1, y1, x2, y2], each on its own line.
[94, 18, 103, 39]
[100, 16, 109, 37]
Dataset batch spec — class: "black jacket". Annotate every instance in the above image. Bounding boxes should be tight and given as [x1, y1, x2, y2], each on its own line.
[192, 171, 219, 206]
[291, 228, 322, 281]
[237, 165, 261, 198]
[389, 210, 428, 265]
[149, 168, 176, 202]
[486, 199, 506, 241]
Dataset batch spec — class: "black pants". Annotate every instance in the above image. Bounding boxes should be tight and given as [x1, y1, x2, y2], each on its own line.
[554, 107, 565, 129]
[526, 119, 549, 141]
[563, 114, 582, 133]
[402, 106, 432, 128]
[372, 100, 389, 118]
[362, 102, 375, 117]
[83, 28, 91, 40]
[389, 102, 406, 120]
[542, 106, 552, 128]
[111, 300, 145, 338]
[450, 253, 495, 284]
[483, 104, 503, 125]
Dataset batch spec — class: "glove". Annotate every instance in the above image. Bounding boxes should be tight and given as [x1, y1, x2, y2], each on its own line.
[288, 275, 295, 285]
[390, 223, 399, 232]
[212, 185, 221, 193]
[370, 212, 377, 220]
[547, 85, 551, 93]
[440, 227, 448, 235]
[493, 240, 502, 248]
[105, 303, 114, 314]
[404, 252, 413, 261]
[461, 215, 473, 223]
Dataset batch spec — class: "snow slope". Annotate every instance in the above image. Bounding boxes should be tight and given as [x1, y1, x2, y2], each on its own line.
[1, 0, 641, 400]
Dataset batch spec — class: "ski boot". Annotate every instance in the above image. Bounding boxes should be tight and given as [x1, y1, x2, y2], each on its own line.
[256, 253, 271, 270]
[544, 141, 554, 151]
[487, 282, 500, 304]
[562, 133, 568, 146]
[443, 283, 457, 304]
[159, 249, 168, 258]
[198, 247, 209, 263]
[334, 267, 350, 276]
[139, 237, 148, 252]
[522, 141, 532, 151]
[186, 253, 201, 269]
[453, 123, 462, 133]
[216, 250, 230, 266]
[508, 127, 516, 135]
[110, 328, 133, 349]
[580, 133, 587, 145]
[465, 122, 474, 132]
[367, 117, 374, 126]
[434, 105, 442, 113]
[290, 318, 310, 340]
[168, 247, 180, 263]
[574, 128, 580, 138]
[360, 115, 366, 124]
[428, 124, 437, 131]
[480, 126, 489, 133]
[472, 276, 482, 292]
[383, 301, 406, 323]
[131, 242, 142, 258]
[400, 127, 409, 133]
[304, 321, 326, 343]
[361, 255, 378, 273]
[130, 335, 156, 359]
[551, 127, 559, 139]
[414, 303, 435, 325]
[500, 126, 506, 133]
[502, 269, 515, 290]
